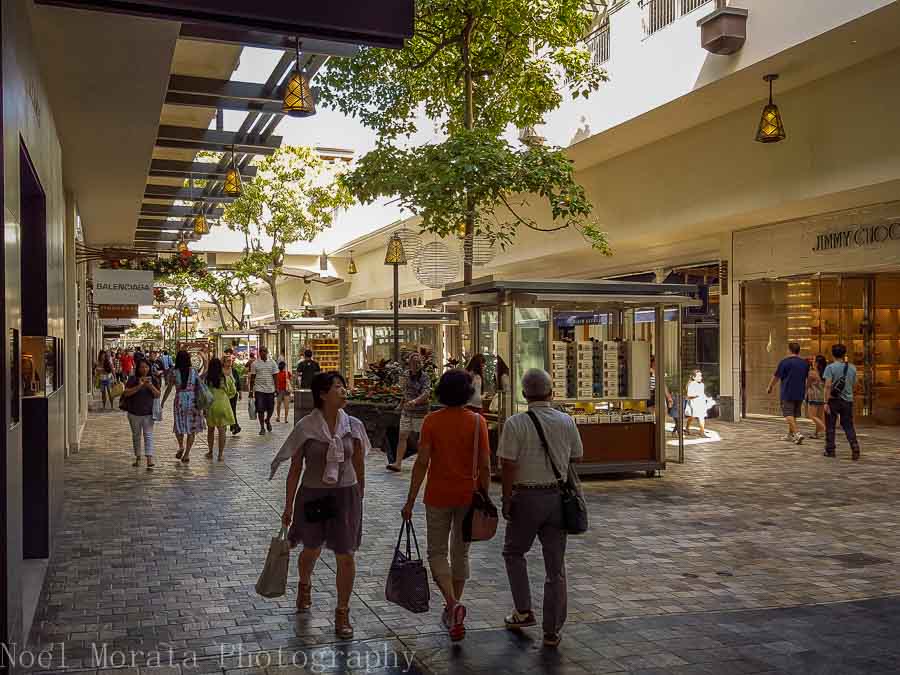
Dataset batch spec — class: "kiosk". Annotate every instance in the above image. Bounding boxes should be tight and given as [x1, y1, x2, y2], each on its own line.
[278, 318, 340, 372]
[440, 278, 700, 475]
[330, 309, 460, 385]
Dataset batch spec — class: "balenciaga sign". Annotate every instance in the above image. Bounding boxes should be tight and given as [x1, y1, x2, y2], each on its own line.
[812, 223, 900, 252]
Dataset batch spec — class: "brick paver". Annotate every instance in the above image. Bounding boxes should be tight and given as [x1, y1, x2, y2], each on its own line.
[24, 404, 900, 674]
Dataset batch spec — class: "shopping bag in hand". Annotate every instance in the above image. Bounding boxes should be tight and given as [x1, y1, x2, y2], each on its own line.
[255, 527, 290, 598]
[248, 397, 256, 419]
[385, 521, 430, 613]
[152, 398, 163, 422]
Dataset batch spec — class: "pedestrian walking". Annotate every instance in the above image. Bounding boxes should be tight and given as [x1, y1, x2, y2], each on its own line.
[275, 361, 292, 423]
[806, 355, 828, 439]
[121, 357, 160, 470]
[250, 346, 279, 434]
[401, 369, 491, 642]
[465, 354, 485, 412]
[684, 370, 712, 437]
[120, 348, 134, 383]
[387, 353, 431, 472]
[823, 344, 861, 460]
[767, 342, 810, 444]
[270, 371, 369, 640]
[499, 369, 583, 648]
[161, 350, 206, 463]
[295, 349, 321, 389]
[95, 350, 115, 409]
[203, 357, 236, 462]
[223, 349, 242, 436]
[148, 348, 165, 379]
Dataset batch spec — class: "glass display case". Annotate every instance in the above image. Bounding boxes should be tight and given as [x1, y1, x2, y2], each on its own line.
[330, 310, 459, 385]
[279, 320, 339, 372]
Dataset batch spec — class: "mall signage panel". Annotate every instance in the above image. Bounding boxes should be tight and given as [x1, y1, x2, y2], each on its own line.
[98, 304, 140, 319]
[813, 222, 900, 252]
[93, 269, 154, 305]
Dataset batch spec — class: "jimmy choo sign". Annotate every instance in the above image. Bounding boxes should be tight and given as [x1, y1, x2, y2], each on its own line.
[813, 222, 900, 252]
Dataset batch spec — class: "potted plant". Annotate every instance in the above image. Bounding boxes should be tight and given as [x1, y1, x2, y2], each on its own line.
[697, 0, 749, 55]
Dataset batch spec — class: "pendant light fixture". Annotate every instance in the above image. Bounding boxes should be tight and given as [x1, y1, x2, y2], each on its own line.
[318, 250, 330, 277]
[282, 37, 316, 117]
[755, 74, 786, 144]
[189, 175, 210, 236]
[223, 145, 242, 196]
[347, 250, 358, 275]
[301, 279, 313, 308]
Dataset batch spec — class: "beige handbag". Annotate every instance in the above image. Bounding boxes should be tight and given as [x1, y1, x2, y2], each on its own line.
[463, 415, 499, 542]
[255, 527, 291, 598]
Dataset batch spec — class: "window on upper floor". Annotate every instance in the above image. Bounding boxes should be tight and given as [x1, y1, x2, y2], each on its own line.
[640, 0, 714, 37]
[585, 18, 611, 66]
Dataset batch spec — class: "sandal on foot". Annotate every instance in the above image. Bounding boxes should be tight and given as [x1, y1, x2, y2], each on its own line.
[204, 451, 213, 459]
[448, 604, 466, 642]
[175, 450, 184, 460]
[335, 607, 354, 639]
[543, 633, 562, 648]
[217, 453, 224, 462]
[132, 458, 141, 467]
[296, 582, 312, 613]
[504, 610, 536, 630]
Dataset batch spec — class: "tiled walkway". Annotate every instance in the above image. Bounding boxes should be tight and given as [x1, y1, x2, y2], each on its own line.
[24, 405, 900, 674]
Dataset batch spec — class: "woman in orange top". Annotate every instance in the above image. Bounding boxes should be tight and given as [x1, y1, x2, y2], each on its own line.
[402, 369, 491, 642]
[275, 361, 292, 423]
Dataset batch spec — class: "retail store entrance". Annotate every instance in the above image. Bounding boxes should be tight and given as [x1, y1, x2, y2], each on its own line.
[741, 275, 900, 425]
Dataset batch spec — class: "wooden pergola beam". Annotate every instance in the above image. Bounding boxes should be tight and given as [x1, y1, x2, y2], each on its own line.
[148, 159, 258, 179]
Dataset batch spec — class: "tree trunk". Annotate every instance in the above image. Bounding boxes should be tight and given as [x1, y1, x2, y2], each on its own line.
[214, 301, 228, 331]
[268, 276, 283, 356]
[462, 17, 476, 286]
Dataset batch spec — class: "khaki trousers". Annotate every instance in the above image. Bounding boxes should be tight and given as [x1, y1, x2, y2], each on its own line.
[425, 504, 472, 582]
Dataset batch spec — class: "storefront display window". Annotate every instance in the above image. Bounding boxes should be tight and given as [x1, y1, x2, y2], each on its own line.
[742, 275, 900, 423]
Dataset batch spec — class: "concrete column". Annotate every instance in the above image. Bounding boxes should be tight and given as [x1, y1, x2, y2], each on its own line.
[63, 193, 79, 454]
[717, 232, 739, 422]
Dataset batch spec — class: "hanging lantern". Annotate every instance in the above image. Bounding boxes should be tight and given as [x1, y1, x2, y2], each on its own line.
[384, 233, 408, 266]
[347, 250, 358, 275]
[394, 227, 421, 261]
[223, 145, 242, 196]
[193, 209, 210, 236]
[282, 38, 316, 117]
[414, 240, 459, 289]
[456, 222, 467, 240]
[301, 280, 313, 308]
[755, 74, 786, 144]
[181, 306, 191, 317]
[460, 232, 497, 267]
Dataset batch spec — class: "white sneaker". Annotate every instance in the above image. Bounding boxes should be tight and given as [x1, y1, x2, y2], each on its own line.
[782, 433, 795, 442]
[794, 433, 804, 445]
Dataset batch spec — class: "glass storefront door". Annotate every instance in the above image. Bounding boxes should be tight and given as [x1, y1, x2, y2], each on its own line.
[742, 275, 899, 424]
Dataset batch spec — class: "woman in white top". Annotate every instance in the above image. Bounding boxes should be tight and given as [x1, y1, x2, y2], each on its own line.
[465, 355, 485, 412]
[684, 370, 711, 437]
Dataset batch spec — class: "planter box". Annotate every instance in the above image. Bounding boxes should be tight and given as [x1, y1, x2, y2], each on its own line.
[697, 6, 749, 55]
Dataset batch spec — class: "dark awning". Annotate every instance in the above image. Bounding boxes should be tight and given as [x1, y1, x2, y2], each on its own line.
[34, 0, 415, 49]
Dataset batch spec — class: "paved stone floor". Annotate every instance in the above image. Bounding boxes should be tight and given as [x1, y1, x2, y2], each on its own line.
[23, 405, 900, 674]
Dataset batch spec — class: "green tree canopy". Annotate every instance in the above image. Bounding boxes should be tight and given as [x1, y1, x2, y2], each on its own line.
[222, 146, 354, 349]
[318, 0, 610, 281]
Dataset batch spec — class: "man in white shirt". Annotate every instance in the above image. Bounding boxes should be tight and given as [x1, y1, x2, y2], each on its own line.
[498, 369, 583, 649]
[250, 346, 279, 434]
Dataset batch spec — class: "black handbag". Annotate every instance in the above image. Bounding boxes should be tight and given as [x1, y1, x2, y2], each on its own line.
[303, 494, 338, 523]
[526, 411, 589, 535]
[385, 521, 430, 613]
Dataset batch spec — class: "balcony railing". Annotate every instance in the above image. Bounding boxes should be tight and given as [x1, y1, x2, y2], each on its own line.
[584, 24, 611, 65]
[640, 0, 713, 37]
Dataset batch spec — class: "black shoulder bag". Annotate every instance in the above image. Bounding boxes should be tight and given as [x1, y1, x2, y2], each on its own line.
[830, 362, 850, 398]
[525, 411, 588, 535]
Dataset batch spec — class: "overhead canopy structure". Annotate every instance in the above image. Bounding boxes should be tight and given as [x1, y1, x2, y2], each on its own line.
[31, 0, 415, 250]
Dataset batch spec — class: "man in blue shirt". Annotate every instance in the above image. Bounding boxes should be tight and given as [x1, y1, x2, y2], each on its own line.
[823, 343, 860, 460]
[767, 342, 810, 444]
